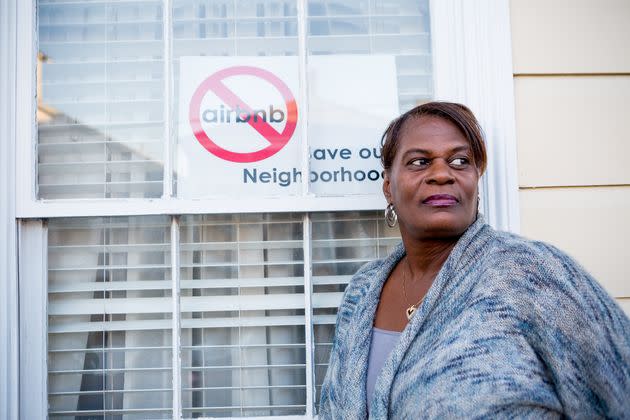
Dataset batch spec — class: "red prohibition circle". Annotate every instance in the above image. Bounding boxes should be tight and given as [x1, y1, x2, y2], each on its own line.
[189, 66, 298, 163]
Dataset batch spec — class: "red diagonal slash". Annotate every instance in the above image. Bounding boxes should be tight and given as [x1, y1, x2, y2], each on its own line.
[210, 79, 284, 146]
[189, 66, 298, 163]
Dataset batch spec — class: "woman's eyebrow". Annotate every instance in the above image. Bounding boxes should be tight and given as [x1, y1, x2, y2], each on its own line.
[402, 146, 471, 157]
[450, 145, 471, 153]
[402, 148, 431, 157]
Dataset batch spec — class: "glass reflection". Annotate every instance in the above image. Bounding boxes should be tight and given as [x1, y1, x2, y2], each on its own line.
[37, 1, 165, 199]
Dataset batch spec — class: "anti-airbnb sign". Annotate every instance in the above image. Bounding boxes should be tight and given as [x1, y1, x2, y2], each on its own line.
[178, 56, 398, 199]
[178, 57, 302, 197]
[188, 66, 298, 163]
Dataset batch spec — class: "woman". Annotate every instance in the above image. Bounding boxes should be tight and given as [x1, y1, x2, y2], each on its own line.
[319, 102, 630, 418]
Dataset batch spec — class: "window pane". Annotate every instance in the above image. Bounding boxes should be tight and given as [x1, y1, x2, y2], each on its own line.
[173, 0, 300, 197]
[307, 0, 432, 111]
[310, 210, 400, 409]
[37, 1, 165, 199]
[47, 216, 173, 419]
[307, 0, 432, 197]
[180, 213, 307, 417]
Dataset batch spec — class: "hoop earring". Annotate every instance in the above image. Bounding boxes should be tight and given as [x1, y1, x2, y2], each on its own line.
[385, 203, 398, 228]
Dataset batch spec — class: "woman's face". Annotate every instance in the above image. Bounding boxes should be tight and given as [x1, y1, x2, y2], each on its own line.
[383, 115, 480, 240]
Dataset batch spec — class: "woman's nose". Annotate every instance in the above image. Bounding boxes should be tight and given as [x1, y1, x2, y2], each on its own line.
[426, 159, 455, 184]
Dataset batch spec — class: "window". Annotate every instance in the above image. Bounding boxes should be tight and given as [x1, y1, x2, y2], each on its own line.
[179, 214, 306, 417]
[8, 0, 519, 418]
[307, 0, 432, 112]
[310, 212, 399, 407]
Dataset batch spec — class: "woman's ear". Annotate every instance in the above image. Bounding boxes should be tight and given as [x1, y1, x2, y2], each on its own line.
[382, 171, 392, 203]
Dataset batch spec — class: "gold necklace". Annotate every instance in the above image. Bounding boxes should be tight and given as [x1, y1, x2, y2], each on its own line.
[402, 258, 425, 320]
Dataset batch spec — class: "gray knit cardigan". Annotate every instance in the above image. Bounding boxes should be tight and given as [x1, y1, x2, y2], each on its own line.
[319, 216, 630, 419]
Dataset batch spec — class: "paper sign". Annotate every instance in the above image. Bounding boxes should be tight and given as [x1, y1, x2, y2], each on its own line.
[178, 55, 399, 198]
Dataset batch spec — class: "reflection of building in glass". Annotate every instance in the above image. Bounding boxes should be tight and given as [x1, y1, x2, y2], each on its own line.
[37, 0, 166, 199]
[36, 48, 164, 199]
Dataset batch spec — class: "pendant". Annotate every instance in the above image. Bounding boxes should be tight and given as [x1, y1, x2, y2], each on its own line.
[406, 305, 417, 320]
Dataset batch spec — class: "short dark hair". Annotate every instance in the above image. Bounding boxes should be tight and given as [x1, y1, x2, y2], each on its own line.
[380, 101, 487, 175]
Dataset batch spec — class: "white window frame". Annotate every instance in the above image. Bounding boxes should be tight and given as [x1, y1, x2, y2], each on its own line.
[18, 219, 48, 420]
[10, 1, 521, 419]
[0, 1, 20, 419]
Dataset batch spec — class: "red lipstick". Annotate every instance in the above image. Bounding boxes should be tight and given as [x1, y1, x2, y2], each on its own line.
[422, 194, 458, 207]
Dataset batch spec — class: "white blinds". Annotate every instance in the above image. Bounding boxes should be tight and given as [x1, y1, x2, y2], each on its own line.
[48, 216, 173, 419]
[47, 211, 400, 418]
[38, 0, 417, 417]
[37, 1, 165, 199]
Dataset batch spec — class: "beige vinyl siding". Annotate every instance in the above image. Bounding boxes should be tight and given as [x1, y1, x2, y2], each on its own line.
[618, 299, 630, 318]
[520, 187, 629, 298]
[514, 76, 630, 187]
[510, 0, 630, 305]
[511, 0, 630, 74]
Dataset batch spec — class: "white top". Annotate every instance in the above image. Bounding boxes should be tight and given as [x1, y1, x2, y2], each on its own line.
[366, 327, 401, 412]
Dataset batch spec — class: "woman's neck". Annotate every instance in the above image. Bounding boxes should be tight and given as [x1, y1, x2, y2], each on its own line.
[401, 236, 458, 278]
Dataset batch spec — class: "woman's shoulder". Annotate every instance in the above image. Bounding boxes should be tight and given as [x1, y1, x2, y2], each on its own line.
[472, 228, 630, 415]
[483, 228, 594, 281]
[478, 227, 629, 331]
